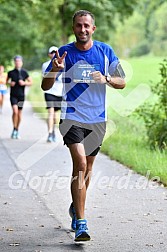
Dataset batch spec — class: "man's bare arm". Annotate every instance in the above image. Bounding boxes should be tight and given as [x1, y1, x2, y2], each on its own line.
[41, 68, 58, 91]
[91, 71, 126, 89]
[41, 50, 67, 91]
[107, 76, 126, 89]
[19, 76, 33, 87]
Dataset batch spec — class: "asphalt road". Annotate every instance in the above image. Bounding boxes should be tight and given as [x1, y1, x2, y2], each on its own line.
[0, 94, 167, 252]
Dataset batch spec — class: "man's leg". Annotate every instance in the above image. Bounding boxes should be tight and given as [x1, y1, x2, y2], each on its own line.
[53, 96, 62, 127]
[85, 155, 96, 189]
[11, 105, 21, 139]
[69, 143, 96, 219]
[69, 143, 96, 241]
[46, 107, 54, 142]
[51, 110, 60, 141]
[47, 107, 54, 133]
[0, 93, 3, 106]
[12, 105, 19, 129]
[69, 143, 88, 220]
[0, 94, 2, 112]
[17, 109, 22, 129]
[54, 110, 59, 126]
[45, 93, 55, 142]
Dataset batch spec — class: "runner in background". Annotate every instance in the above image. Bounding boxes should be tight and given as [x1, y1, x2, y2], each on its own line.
[0, 65, 7, 114]
[7, 55, 32, 139]
[42, 46, 63, 142]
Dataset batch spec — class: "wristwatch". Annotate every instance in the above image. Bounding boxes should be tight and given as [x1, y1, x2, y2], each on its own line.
[105, 75, 111, 83]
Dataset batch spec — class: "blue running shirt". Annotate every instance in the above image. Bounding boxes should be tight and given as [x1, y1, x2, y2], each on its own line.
[46, 41, 119, 123]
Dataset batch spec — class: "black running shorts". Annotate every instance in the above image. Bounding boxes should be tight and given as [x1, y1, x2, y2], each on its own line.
[10, 95, 25, 110]
[44, 93, 62, 111]
[59, 119, 106, 156]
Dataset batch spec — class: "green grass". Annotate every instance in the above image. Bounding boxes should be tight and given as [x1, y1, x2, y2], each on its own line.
[101, 56, 167, 185]
[28, 56, 167, 185]
[27, 70, 46, 117]
[101, 117, 167, 185]
[125, 56, 163, 87]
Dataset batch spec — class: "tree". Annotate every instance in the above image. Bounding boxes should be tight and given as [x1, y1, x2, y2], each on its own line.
[148, 2, 167, 56]
[0, 0, 42, 67]
[109, 0, 167, 57]
[0, 0, 137, 68]
[137, 0, 166, 40]
[58, 0, 138, 43]
[112, 11, 146, 57]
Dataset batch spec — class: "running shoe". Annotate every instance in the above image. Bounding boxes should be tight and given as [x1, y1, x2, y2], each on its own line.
[15, 131, 20, 139]
[69, 202, 77, 231]
[47, 133, 53, 142]
[52, 130, 56, 142]
[11, 129, 18, 139]
[75, 219, 90, 242]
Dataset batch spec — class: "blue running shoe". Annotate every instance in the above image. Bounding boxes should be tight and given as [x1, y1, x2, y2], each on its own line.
[47, 133, 53, 142]
[52, 130, 56, 142]
[69, 203, 77, 231]
[75, 219, 90, 242]
[11, 129, 18, 139]
[15, 130, 20, 139]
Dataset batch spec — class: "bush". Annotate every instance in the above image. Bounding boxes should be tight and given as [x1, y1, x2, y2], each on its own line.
[135, 59, 167, 150]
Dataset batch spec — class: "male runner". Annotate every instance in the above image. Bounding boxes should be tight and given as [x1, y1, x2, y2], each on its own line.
[7, 55, 32, 139]
[42, 46, 63, 142]
[42, 10, 125, 242]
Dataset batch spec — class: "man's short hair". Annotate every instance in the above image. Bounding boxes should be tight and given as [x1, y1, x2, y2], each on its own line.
[72, 10, 95, 25]
[14, 55, 23, 61]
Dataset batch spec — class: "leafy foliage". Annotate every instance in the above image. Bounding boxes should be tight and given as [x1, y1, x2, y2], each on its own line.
[112, 0, 167, 57]
[0, 0, 137, 68]
[0, 0, 166, 68]
[148, 1, 167, 56]
[136, 59, 167, 150]
[58, 0, 137, 42]
[0, 1, 41, 65]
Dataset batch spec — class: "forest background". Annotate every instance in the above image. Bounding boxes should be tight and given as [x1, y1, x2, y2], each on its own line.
[0, 0, 166, 68]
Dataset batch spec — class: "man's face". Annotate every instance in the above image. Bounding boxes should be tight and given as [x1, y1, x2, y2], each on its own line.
[14, 58, 23, 69]
[48, 52, 55, 59]
[73, 14, 96, 44]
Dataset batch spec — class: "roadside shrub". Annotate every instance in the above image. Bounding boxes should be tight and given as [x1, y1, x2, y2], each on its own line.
[135, 59, 167, 150]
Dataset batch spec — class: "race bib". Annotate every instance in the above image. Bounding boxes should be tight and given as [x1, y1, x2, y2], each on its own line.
[73, 61, 100, 83]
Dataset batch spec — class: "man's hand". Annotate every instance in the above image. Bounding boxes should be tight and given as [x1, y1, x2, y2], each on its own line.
[19, 80, 25, 86]
[41, 50, 67, 91]
[91, 71, 126, 89]
[52, 50, 67, 72]
[91, 71, 106, 84]
[10, 81, 16, 87]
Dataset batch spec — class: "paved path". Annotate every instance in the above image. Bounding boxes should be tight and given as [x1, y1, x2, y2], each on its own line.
[0, 94, 167, 252]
